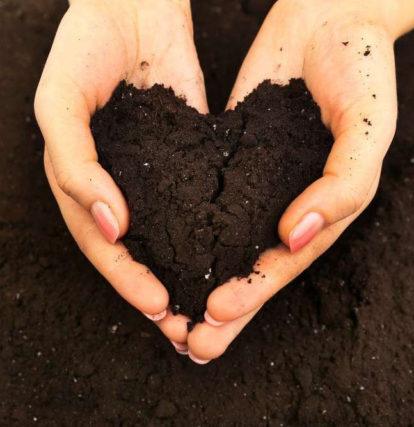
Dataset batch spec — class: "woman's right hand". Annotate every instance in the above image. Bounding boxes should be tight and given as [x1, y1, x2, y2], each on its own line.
[35, 0, 208, 353]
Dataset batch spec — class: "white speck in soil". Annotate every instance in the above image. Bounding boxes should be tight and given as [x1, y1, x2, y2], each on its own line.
[223, 151, 229, 157]
[110, 324, 118, 334]
[346, 396, 352, 403]
[143, 162, 150, 167]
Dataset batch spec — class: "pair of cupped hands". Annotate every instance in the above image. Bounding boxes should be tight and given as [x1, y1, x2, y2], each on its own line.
[35, 0, 411, 364]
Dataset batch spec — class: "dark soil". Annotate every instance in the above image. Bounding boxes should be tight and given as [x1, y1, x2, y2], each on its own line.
[1, 0, 414, 425]
[91, 80, 332, 320]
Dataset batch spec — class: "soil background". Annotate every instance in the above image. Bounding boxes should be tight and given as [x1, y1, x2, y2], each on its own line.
[0, 0, 413, 425]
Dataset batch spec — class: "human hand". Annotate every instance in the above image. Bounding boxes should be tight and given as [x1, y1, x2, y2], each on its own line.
[35, 0, 207, 352]
[187, 0, 413, 363]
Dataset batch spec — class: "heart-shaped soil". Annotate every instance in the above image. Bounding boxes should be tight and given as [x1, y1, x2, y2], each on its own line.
[91, 79, 333, 321]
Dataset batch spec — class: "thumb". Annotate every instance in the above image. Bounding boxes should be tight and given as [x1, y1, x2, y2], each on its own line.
[279, 107, 396, 252]
[35, 78, 129, 244]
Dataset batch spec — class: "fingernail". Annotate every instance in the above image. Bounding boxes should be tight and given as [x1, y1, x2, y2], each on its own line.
[91, 201, 119, 244]
[188, 351, 211, 365]
[289, 212, 324, 253]
[171, 341, 188, 355]
[204, 311, 224, 327]
[143, 310, 167, 322]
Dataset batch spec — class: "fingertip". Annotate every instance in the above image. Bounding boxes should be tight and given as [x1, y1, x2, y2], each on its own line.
[204, 311, 224, 327]
[143, 309, 167, 322]
[188, 351, 211, 365]
[124, 267, 169, 316]
[171, 341, 189, 355]
[157, 311, 189, 344]
[288, 212, 325, 253]
[187, 323, 226, 361]
[144, 286, 170, 316]
[206, 288, 231, 322]
[91, 201, 120, 244]
[96, 167, 130, 237]
[206, 280, 248, 322]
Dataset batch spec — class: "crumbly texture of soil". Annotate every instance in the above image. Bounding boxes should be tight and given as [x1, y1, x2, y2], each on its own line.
[91, 80, 332, 320]
[1, 0, 414, 425]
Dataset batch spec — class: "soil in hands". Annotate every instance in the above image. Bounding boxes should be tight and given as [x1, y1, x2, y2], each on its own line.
[91, 79, 333, 321]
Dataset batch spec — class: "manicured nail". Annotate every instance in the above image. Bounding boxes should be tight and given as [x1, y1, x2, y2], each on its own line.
[188, 351, 211, 365]
[143, 310, 167, 322]
[289, 212, 324, 253]
[91, 201, 119, 244]
[171, 341, 188, 355]
[204, 311, 224, 327]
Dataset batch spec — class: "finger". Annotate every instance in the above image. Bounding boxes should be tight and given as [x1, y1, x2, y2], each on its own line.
[226, 1, 308, 110]
[280, 22, 397, 251]
[157, 310, 190, 355]
[188, 308, 261, 363]
[35, 3, 133, 242]
[206, 170, 379, 323]
[45, 151, 169, 317]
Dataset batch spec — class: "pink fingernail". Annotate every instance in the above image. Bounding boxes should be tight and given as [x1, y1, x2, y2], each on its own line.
[91, 201, 119, 244]
[143, 310, 167, 322]
[171, 341, 188, 355]
[204, 311, 224, 327]
[188, 351, 211, 365]
[289, 212, 324, 253]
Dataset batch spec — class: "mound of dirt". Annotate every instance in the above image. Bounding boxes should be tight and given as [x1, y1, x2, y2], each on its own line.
[91, 80, 332, 320]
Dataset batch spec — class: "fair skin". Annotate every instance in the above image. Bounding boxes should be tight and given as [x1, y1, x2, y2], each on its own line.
[35, 0, 414, 363]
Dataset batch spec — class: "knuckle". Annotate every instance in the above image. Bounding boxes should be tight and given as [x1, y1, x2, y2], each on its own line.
[55, 167, 78, 197]
[326, 173, 369, 218]
[342, 182, 367, 215]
